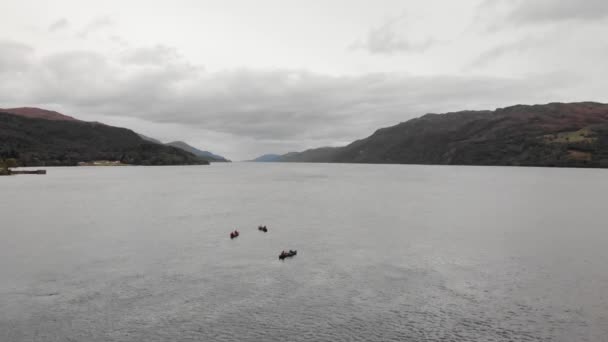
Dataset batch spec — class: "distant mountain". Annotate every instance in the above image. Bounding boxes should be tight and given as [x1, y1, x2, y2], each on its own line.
[250, 154, 282, 162]
[0, 111, 209, 166]
[277, 102, 608, 168]
[138, 134, 163, 144]
[0, 107, 79, 121]
[251, 148, 340, 163]
[137, 135, 230, 162]
[166, 141, 230, 162]
[280, 147, 341, 163]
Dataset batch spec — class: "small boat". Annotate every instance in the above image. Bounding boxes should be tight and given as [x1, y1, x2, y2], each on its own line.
[258, 225, 268, 233]
[279, 250, 297, 260]
[230, 230, 239, 239]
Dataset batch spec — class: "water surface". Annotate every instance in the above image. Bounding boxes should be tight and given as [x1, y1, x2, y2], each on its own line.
[1, 163, 607, 341]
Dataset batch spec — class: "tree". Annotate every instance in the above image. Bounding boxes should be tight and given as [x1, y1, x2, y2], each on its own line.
[4, 158, 17, 168]
[0, 158, 18, 175]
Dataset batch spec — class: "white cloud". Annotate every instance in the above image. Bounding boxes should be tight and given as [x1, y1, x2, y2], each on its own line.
[351, 14, 436, 54]
[48, 18, 69, 32]
[77, 16, 115, 38]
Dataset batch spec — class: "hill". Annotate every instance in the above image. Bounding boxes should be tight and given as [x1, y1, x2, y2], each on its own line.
[138, 135, 230, 162]
[0, 112, 209, 166]
[250, 154, 283, 162]
[280, 147, 341, 163]
[138, 134, 163, 144]
[0, 107, 79, 121]
[271, 102, 608, 168]
[165, 141, 230, 162]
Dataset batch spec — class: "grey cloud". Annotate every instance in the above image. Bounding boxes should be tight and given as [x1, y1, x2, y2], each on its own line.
[351, 17, 434, 54]
[4, 47, 577, 139]
[0, 41, 34, 72]
[469, 35, 548, 68]
[109, 35, 128, 46]
[32, 51, 115, 104]
[122, 45, 181, 66]
[48, 18, 69, 32]
[479, 0, 608, 28]
[470, 1, 608, 68]
[0, 44, 595, 158]
[508, 0, 608, 23]
[0, 41, 35, 104]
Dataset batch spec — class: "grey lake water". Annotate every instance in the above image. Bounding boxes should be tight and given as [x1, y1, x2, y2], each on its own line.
[1, 163, 607, 342]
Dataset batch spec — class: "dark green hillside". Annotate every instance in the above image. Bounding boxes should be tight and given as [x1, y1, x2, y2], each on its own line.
[276, 102, 608, 168]
[0, 112, 209, 166]
[280, 147, 341, 163]
[166, 141, 230, 162]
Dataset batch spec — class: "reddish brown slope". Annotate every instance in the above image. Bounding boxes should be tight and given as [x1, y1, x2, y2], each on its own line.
[0, 107, 79, 121]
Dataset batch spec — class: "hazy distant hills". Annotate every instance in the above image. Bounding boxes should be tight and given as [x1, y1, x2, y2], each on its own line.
[165, 141, 230, 162]
[251, 149, 341, 163]
[280, 147, 341, 163]
[138, 134, 230, 162]
[250, 154, 282, 162]
[255, 102, 608, 168]
[0, 109, 209, 166]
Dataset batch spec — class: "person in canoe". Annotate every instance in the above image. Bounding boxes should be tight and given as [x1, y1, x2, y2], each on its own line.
[279, 249, 297, 259]
[230, 230, 239, 239]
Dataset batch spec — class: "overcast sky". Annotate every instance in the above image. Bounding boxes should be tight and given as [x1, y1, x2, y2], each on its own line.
[1, 0, 607, 160]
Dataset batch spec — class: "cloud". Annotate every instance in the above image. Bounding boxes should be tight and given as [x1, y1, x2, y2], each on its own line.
[77, 16, 114, 38]
[479, 0, 608, 28]
[0, 41, 34, 72]
[0, 41, 601, 159]
[48, 18, 69, 32]
[1, 45, 577, 137]
[468, 35, 548, 68]
[508, 0, 608, 23]
[469, 0, 608, 70]
[351, 16, 435, 54]
[122, 45, 182, 66]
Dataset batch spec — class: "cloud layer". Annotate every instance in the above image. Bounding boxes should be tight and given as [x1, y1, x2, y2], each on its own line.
[351, 16, 435, 54]
[507, 0, 608, 23]
[1, 0, 608, 159]
[0, 41, 587, 159]
[479, 0, 608, 28]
